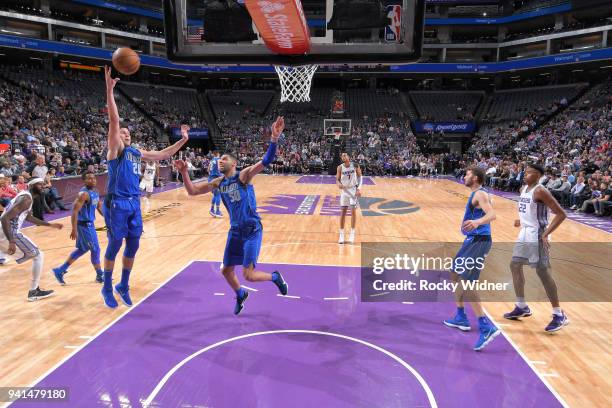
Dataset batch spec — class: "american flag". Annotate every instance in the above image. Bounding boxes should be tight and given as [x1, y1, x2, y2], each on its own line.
[187, 26, 204, 43]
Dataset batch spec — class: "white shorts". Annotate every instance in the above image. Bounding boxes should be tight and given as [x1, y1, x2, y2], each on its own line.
[340, 187, 358, 207]
[140, 179, 154, 193]
[0, 231, 39, 263]
[512, 226, 550, 268]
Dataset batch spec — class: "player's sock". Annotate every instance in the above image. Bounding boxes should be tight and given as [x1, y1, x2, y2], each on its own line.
[478, 316, 492, 329]
[552, 307, 563, 316]
[516, 297, 527, 308]
[57, 262, 70, 273]
[95, 268, 104, 283]
[236, 287, 246, 298]
[120, 268, 131, 287]
[457, 306, 467, 317]
[103, 269, 113, 291]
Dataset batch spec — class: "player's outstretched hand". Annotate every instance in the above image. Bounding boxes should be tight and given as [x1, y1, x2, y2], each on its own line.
[180, 125, 190, 142]
[51, 223, 63, 230]
[104, 66, 119, 91]
[7, 242, 16, 255]
[514, 219, 521, 228]
[174, 159, 187, 173]
[271, 116, 284, 142]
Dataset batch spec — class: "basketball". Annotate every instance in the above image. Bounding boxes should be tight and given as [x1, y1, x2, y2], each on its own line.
[112, 47, 140, 75]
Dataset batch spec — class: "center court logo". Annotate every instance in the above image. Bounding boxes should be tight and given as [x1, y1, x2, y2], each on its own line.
[259, 195, 419, 216]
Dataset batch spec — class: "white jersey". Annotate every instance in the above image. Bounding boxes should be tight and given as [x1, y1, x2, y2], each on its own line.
[340, 162, 358, 188]
[5, 190, 33, 232]
[142, 163, 156, 181]
[518, 184, 549, 232]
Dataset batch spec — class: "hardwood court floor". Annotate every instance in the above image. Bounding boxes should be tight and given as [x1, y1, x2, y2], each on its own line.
[0, 175, 610, 407]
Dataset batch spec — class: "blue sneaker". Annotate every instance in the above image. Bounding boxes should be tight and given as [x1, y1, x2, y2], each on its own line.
[545, 312, 569, 333]
[474, 325, 500, 351]
[272, 271, 288, 296]
[101, 288, 118, 309]
[215, 208, 223, 217]
[209, 209, 216, 218]
[95, 271, 104, 283]
[52, 267, 67, 285]
[444, 312, 471, 331]
[504, 305, 532, 320]
[114, 284, 133, 307]
[234, 290, 249, 315]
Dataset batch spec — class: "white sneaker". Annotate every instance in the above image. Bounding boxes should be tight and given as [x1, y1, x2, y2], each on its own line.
[348, 230, 355, 244]
[338, 232, 345, 244]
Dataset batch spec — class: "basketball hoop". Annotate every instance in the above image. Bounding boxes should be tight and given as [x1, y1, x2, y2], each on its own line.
[275, 64, 318, 103]
[333, 129, 342, 140]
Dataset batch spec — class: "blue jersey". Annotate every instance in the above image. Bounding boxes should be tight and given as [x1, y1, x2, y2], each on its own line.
[462, 188, 491, 236]
[219, 172, 261, 228]
[107, 146, 141, 199]
[77, 187, 99, 223]
[209, 157, 220, 178]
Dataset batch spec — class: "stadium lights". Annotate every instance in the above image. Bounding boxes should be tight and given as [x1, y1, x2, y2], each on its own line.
[29, 57, 43, 60]
[1, 29, 23, 35]
[600, 65, 612, 69]
[572, 69, 584, 72]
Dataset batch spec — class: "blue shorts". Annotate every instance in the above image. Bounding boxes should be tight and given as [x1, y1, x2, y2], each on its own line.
[223, 221, 263, 268]
[452, 235, 492, 281]
[76, 222, 100, 252]
[103, 197, 143, 240]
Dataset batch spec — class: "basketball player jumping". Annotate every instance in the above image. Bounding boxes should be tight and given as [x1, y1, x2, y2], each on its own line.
[52, 172, 104, 285]
[140, 161, 158, 212]
[208, 150, 223, 218]
[0, 178, 63, 301]
[337, 152, 362, 244]
[174, 116, 288, 315]
[443, 166, 500, 351]
[504, 163, 569, 332]
[102, 66, 189, 308]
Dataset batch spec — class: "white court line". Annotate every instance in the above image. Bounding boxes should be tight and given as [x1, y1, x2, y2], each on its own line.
[241, 285, 259, 292]
[485, 312, 569, 408]
[323, 297, 349, 301]
[78, 336, 93, 339]
[402, 302, 414, 305]
[277, 294, 301, 299]
[195, 259, 357, 269]
[25, 260, 196, 390]
[213, 293, 225, 296]
[142, 330, 437, 408]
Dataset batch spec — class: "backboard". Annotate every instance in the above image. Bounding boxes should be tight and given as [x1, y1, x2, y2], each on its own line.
[163, 0, 424, 66]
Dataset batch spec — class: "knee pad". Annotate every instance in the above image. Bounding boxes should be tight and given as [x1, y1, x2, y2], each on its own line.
[123, 236, 140, 259]
[90, 248, 101, 265]
[70, 248, 87, 260]
[32, 251, 44, 269]
[104, 238, 123, 261]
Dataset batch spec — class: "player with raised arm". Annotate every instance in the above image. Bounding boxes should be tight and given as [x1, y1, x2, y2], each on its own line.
[337, 152, 362, 244]
[52, 172, 105, 285]
[0, 178, 63, 301]
[101, 66, 189, 309]
[175, 117, 288, 315]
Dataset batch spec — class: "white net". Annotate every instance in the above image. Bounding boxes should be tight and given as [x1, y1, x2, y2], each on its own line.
[274, 64, 318, 103]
